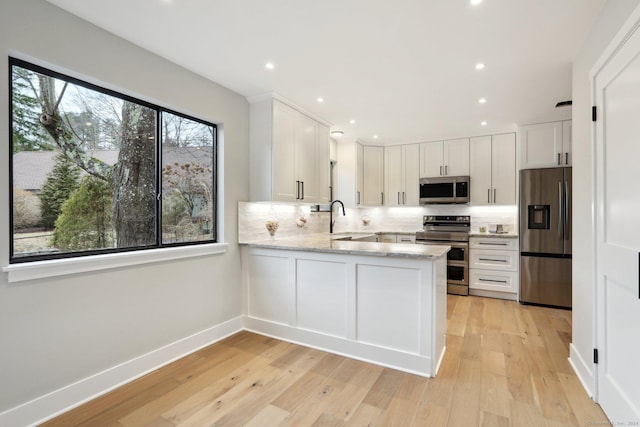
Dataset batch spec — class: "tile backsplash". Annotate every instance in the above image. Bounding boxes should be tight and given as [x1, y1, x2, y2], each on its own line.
[239, 202, 518, 243]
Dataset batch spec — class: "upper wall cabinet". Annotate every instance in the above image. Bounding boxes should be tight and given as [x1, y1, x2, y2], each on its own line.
[519, 120, 572, 169]
[420, 138, 469, 178]
[356, 142, 364, 205]
[384, 144, 420, 206]
[470, 133, 516, 205]
[361, 145, 384, 206]
[250, 96, 330, 203]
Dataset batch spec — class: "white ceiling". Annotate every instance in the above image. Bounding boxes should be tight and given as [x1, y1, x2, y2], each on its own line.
[45, 0, 604, 145]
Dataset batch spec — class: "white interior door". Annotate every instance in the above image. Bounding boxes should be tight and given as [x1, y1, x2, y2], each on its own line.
[594, 20, 640, 423]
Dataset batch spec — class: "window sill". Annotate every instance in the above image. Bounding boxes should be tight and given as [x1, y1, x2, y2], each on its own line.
[2, 243, 229, 284]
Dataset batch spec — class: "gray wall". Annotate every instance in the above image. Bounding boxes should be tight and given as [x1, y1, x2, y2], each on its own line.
[571, 0, 640, 394]
[0, 0, 248, 412]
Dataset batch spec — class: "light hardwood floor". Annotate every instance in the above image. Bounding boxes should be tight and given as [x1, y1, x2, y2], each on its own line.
[42, 296, 609, 426]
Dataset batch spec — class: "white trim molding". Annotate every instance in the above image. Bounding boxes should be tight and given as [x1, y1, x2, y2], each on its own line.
[3, 243, 228, 283]
[569, 343, 595, 398]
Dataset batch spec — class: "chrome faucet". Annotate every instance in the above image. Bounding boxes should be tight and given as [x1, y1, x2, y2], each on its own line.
[329, 199, 346, 234]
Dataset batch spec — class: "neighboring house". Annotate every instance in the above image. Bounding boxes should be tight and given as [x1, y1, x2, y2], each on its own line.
[12, 150, 118, 194]
[12, 147, 212, 193]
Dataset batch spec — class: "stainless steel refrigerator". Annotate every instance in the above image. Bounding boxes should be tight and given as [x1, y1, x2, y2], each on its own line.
[519, 167, 572, 308]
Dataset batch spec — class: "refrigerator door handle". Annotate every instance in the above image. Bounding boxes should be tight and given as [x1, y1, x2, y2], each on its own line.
[558, 182, 563, 239]
[565, 180, 570, 241]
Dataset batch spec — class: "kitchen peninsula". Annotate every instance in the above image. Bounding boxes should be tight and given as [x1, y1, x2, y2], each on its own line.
[240, 234, 449, 377]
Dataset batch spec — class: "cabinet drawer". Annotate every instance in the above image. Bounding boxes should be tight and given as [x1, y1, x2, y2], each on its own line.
[470, 237, 518, 250]
[469, 249, 518, 272]
[470, 269, 518, 293]
[397, 234, 416, 244]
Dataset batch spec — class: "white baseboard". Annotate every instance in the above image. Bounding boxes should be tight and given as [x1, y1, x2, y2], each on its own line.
[0, 316, 244, 427]
[244, 317, 436, 378]
[569, 343, 595, 398]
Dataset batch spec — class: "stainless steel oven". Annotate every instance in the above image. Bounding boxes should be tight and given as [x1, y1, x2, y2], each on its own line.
[416, 215, 470, 295]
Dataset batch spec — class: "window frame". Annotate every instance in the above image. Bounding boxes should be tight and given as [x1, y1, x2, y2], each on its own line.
[8, 57, 218, 264]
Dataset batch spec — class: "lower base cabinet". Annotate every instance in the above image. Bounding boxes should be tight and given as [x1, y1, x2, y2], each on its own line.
[469, 236, 519, 300]
[242, 246, 447, 377]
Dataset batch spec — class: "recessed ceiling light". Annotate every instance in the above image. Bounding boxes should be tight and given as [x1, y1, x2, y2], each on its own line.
[481, 121, 488, 126]
[470, 0, 482, 5]
[350, 119, 356, 124]
[373, 135, 379, 139]
[265, 62, 274, 70]
[317, 97, 324, 103]
[475, 63, 485, 70]
[478, 98, 486, 104]
[331, 130, 344, 138]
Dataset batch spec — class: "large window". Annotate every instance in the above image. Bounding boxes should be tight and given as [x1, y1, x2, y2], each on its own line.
[9, 58, 217, 263]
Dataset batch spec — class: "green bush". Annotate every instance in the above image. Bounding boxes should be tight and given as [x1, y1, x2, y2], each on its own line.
[53, 176, 114, 251]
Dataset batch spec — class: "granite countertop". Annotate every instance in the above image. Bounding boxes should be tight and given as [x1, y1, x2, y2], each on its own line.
[468, 232, 519, 238]
[242, 234, 449, 259]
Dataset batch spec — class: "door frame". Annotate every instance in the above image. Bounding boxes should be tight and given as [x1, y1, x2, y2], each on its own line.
[590, 0, 640, 407]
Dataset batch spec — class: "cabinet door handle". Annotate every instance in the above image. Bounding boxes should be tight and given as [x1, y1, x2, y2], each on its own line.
[479, 278, 508, 284]
[398, 192, 401, 205]
[440, 165, 443, 176]
[479, 258, 508, 262]
[357, 191, 360, 205]
[445, 165, 448, 175]
[381, 192, 384, 205]
[301, 181, 304, 200]
[557, 153, 561, 165]
[493, 188, 496, 204]
[487, 189, 490, 203]
[296, 180, 300, 199]
[565, 152, 569, 165]
[479, 242, 508, 246]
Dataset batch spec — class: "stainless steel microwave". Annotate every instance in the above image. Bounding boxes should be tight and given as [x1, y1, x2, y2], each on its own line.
[419, 176, 470, 204]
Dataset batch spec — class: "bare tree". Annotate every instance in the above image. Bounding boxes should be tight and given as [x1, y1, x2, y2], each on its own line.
[35, 72, 156, 248]
[113, 102, 156, 247]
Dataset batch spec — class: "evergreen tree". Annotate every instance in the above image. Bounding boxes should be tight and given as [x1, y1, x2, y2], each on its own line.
[11, 66, 53, 152]
[53, 176, 114, 251]
[39, 154, 81, 228]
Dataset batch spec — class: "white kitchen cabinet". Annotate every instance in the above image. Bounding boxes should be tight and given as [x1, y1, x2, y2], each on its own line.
[377, 233, 397, 243]
[470, 133, 516, 205]
[356, 142, 364, 205]
[362, 145, 384, 206]
[420, 138, 469, 178]
[250, 96, 330, 203]
[469, 236, 519, 300]
[384, 144, 420, 206]
[376, 233, 416, 244]
[242, 246, 447, 377]
[470, 248, 518, 271]
[385, 146, 403, 206]
[519, 120, 572, 169]
[397, 234, 416, 244]
[562, 120, 572, 166]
